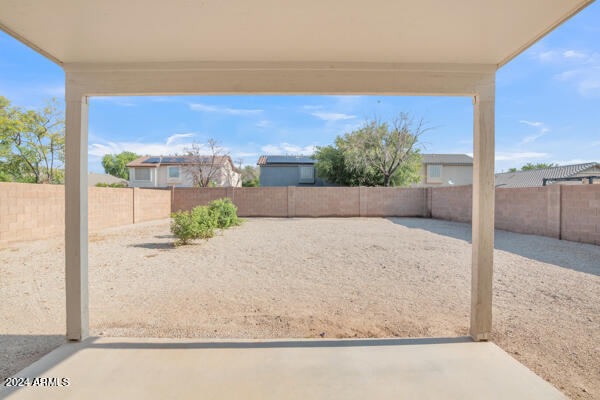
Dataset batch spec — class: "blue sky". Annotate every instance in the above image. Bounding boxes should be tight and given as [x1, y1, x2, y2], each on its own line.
[0, 3, 599, 173]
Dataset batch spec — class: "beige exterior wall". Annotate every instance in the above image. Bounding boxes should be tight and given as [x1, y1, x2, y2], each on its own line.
[413, 164, 473, 187]
[0, 182, 171, 246]
[129, 164, 241, 188]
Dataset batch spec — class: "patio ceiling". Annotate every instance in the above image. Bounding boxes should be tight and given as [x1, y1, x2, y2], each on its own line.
[0, 0, 593, 67]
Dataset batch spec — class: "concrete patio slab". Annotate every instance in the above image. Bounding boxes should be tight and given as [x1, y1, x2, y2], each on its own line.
[1, 337, 564, 400]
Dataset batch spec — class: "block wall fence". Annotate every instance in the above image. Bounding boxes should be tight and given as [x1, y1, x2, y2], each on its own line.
[172, 184, 600, 246]
[1, 182, 599, 246]
[0, 182, 171, 246]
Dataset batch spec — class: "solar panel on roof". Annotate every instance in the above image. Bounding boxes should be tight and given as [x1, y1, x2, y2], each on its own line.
[143, 157, 160, 163]
[266, 155, 315, 164]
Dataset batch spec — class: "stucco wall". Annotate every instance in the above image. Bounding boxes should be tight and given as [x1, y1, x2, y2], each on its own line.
[260, 165, 300, 187]
[413, 164, 473, 187]
[0, 183, 171, 246]
[130, 164, 241, 188]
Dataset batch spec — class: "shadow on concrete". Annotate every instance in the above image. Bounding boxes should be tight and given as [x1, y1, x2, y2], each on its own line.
[387, 217, 600, 277]
[0, 335, 65, 381]
[87, 336, 473, 350]
[0, 335, 94, 399]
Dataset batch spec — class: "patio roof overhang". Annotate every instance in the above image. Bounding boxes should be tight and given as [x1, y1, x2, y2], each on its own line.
[0, 0, 593, 345]
[0, 0, 592, 67]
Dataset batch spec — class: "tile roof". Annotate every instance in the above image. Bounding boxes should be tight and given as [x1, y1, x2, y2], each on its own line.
[88, 172, 128, 186]
[422, 154, 473, 165]
[495, 162, 599, 188]
[257, 155, 315, 165]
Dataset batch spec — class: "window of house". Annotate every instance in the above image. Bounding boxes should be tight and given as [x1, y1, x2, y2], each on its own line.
[134, 168, 151, 181]
[298, 166, 315, 184]
[168, 166, 180, 179]
[427, 164, 442, 183]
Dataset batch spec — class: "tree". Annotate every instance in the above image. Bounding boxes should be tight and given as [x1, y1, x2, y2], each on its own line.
[101, 151, 140, 180]
[521, 162, 557, 171]
[0, 96, 65, 183]
[508, 163, 557, 173]
[314, 115, 425, 187]
[241, 165, 259, 187]
[185, 139, 229, 187]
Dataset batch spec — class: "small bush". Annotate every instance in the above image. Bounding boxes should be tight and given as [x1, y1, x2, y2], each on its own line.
[208, 198, 240, 229]
[170, 206, 217, 246]
[171, 198, 242, 246]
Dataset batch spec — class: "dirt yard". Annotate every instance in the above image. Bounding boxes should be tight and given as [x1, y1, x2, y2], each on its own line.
[1, 217, 599, 399]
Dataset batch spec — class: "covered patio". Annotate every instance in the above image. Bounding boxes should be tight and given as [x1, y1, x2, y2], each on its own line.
[0, 0, 593, 398]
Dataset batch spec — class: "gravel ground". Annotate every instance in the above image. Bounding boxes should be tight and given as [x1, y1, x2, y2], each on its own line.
[1, 217, 599, 399]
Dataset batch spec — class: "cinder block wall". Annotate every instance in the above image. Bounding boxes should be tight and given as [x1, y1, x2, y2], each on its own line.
[364, 187, 427, 217]
[430, 185, 472, 223]
[0, 182, 65, 244]
[234, 187, 288, 216]
[171, 187, 228, 213]
[495, 186, 561, 238]
[561, 185, 600, 245]
[172, 186, 429, 218]
[294, 187, 360, 217]
[0, 182, 171, 246]
[3, 182, 599, 246]
[89, 186, 134, 230]
[133, 188, 172, 223]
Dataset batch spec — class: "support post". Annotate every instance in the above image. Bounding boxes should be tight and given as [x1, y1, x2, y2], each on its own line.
[65, 91, 89, 341]
[470, 77, 495, 341]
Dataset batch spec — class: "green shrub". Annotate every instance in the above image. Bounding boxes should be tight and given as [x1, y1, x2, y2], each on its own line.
[208, 198, 240, 229]
[170, 198, 242, 246]
[95, 182, 127, 188]
[170, 205, 217, 246]
[191, 205, 218, 239]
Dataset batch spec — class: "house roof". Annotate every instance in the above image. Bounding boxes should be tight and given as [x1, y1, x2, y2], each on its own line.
[0, 1, 591, 67]
[126, 155, 242, 173]
[422, 154, 473, 165]
[495, 162, 599, 188]
[257, 155, 316, 166]
[88, 172, 128, 187]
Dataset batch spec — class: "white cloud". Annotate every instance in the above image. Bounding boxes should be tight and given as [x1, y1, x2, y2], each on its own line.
[519, 121, 549, 144]
[552, 159, 597, 165]
[260, 143, 316, 155]
[256, 120, 272, 128]
[555, 67, 600, 97]
[495, 152, 548, 161]
[519, 120, 543, 127]
[88, 135, 209, 158]
[538, 51, 558, 62]
[165, 133, 195, 146]
[592, 141, 600, 147]
[311, 112, 356, 122]
[190, 103, 263, 115]
[563, 50, 587, 59]
[232, 152, 259, 158]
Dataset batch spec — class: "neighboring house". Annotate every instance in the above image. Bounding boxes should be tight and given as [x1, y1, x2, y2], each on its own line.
[495, 162, 600, 188]
[126, 156, 242, 188]
[257, 155, 324, 187]
[412, 154, 474, 187]
[88, 172, 128, 187]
